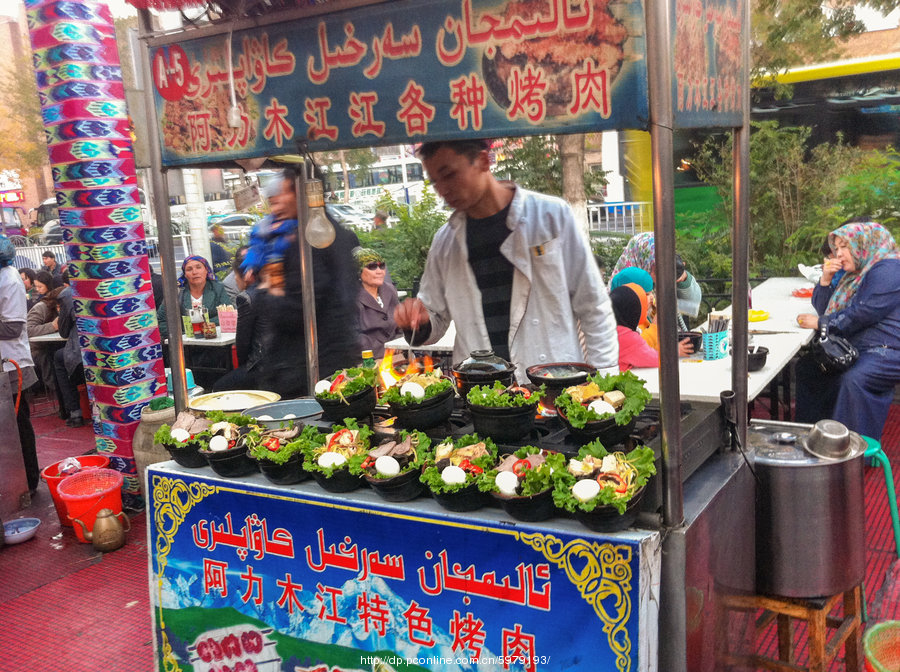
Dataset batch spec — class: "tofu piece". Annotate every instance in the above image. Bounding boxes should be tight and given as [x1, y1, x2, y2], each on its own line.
[603, 390, 626, 409]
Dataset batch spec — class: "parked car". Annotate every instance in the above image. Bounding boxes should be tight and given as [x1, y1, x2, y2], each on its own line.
[208, 212, 259, 238]
[326, 203, 372, 231]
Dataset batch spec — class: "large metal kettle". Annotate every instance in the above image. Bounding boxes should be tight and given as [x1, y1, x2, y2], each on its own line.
[72, 508, 130, 552]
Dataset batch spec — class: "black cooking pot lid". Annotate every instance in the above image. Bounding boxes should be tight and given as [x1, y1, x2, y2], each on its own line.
[453, 350, 515, 374]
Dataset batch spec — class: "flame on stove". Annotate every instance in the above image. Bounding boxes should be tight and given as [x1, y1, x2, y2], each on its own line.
[379, 349, 436, 391]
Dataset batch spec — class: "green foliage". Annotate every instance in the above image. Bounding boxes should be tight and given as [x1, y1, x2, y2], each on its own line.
[555, 371, 651, 428]
[466, 381, 544, 407]
[591, 234, 630, 279]
[0, 54, 49, 173]
[689, 121, 899, 275]
[356, 187, 448, 291]
[494, 136, 606, 199]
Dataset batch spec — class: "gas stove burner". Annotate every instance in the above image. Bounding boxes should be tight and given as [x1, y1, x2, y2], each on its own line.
[772, 432, 798, 444]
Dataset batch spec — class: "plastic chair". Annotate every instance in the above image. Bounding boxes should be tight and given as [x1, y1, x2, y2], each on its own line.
[863, 435, 900, 559]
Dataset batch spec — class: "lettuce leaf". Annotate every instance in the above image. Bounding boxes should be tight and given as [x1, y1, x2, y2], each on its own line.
[419, 434, 498, 494]
[478, 447, 566, 497]
[247, 424, 321, 464]
[302, 418, 370, 476]
[314, 367, 377, 401]
[555, 370, 650, 429]
[466, 381, 544, 408]
[356, 429, 431, 478]
[381, 378, 453, 406]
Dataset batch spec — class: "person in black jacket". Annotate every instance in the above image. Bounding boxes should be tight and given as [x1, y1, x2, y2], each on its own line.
[241, 167, 359, 397]
[213, 247, 262, 391]
[53, 285, 86, 427]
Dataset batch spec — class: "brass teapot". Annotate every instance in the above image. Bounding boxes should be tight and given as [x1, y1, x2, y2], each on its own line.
[72, 508, 130, 552]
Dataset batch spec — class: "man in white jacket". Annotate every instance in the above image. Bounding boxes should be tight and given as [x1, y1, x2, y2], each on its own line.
[395, 139, 618, 382]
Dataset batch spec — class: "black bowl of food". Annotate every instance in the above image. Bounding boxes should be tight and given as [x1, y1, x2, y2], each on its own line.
[575, 485, 647, 532]
[382, 376, 456, 430]
[468, 404, 536, 442]
[525, 362, 595, 408]
[482, 448, 563, 521]
[360, 431, 429, 502]
[421, 435, 497, 512]
[256, 452, 309, 485]
[365, 468, 424, 502]
[317, 386, 376, 422]
[200, 445, 259, 478]
[164, 440, 208, 468]
[557, 406, 635, 446]
[450, 350, 517, 400]
[312, 468, 365, 493]
[747, 346, 769, 372]
[678, 331, 703, 353]
[493, 489, 555, 522]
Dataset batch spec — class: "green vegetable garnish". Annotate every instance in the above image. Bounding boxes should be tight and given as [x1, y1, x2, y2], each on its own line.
[478, 447, 566, 497]
[302, 418, 371, 477]
[315, 367, 377, 402]
[246, 424, 321, 464]
[555, 370, 650, 429]
[466, 381, 544, 407]
[420, 434, 498, 494]
[381, 378, 453, 405]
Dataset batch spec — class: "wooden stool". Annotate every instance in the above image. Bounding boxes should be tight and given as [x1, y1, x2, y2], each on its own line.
[716, 584, 862, 672]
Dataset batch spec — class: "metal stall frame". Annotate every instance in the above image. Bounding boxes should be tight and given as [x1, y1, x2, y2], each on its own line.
[135, 2, 752, 668]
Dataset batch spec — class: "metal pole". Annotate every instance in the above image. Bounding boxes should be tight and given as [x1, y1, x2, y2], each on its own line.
[646, 0, 686, 668]
[137, 10, 188, 412]
[731, 0, 753, 450]
[646, 0, 683, 530]
[296, 160, 319, 392]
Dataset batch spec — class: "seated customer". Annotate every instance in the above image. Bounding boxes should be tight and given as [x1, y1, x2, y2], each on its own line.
[27, 285, 65, 396]
[610, 284, 660, 370]
[795, 219, 900, 440]
[53, 285, 86, 427]
[157, 255, 232, 338]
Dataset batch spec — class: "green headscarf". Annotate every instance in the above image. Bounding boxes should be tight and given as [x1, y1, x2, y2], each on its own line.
[353, 247, 384, 272]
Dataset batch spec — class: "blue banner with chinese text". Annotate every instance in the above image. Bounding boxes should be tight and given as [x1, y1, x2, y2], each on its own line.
[151, 0, 649, 166]
[148, 467, 658, 672]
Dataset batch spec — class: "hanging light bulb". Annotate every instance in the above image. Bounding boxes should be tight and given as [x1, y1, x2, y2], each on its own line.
[305, 178, 335, 249]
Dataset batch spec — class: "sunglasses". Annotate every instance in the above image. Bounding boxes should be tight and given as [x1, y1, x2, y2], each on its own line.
[364, 261, 386, 270]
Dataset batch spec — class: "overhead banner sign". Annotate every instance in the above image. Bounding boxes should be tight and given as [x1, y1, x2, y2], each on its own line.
[151, 0, 650, 166]
[671, 0, 747, 128]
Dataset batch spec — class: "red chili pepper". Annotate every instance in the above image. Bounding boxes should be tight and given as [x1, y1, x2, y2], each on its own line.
[512, 459, 532, 476]
[458, 459, 483, 475]
[327, 428, 352, 449]
[262, 437, 280, 452]
[361, 456, 375, 469]
[597, 472, 628, 493]
[329, 373, 347, 393]
[509, 386, 531, 399]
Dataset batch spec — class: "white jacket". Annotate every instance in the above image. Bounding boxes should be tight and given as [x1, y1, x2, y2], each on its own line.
[418, 184, 618, 381]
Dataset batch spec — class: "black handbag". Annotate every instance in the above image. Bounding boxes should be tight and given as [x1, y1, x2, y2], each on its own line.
[810, 322, 858, 374]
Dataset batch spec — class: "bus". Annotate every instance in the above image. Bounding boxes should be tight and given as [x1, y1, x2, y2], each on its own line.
[321, 153, 426, 212]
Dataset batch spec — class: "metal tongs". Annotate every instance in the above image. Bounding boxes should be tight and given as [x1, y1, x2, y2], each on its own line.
[407, 321, 417, 367]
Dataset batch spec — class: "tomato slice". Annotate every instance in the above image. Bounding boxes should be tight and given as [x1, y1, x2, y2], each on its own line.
[262, 437, 280, 452]
[327, 428, 352, 449]
[458, 459, 483, 475]
[329, 373, 347, 393]
[512, 459, 532, 476]
[597, 472, 628, 493]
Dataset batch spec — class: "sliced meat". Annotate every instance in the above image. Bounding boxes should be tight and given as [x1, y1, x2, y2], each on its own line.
[172, 411, 196, 432]
[267, 426, 300, 441]
[369, 441, 397, 459]
[525, 454, 546, 469]
[497, 454, 520, 472]
[189, 416, 212, 434]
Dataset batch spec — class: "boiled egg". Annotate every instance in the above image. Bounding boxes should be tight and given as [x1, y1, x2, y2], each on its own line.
[588, 399, 616, 417]
[317, 451, 346, 469]
[170, 428, 190, 443]
[375, 455, 401, 477]
[257, 414, 274, 421]
[314, 379, 332, 395]
[572, 479, 601, 502]
[441, 465, 467, 485]
[495, 471, 519, 496]
[400, 381, 425, 400]
[208, 435, 229, 452]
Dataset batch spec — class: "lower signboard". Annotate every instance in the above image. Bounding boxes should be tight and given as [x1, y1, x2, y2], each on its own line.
[148, 464, 660, 672]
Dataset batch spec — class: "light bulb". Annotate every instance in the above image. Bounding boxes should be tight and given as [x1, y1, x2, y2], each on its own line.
[306, 206, 335, 248]
[304, 178, 334, 248]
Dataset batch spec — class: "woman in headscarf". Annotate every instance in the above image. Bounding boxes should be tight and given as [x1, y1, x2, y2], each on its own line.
[610, 232, 702, 332]
[795, 219, 900, 440]
[26, 284, 66, 398]
[610, 284, 660, 370]
[157, 255, 232, 338]
[354, 247, 401, 358]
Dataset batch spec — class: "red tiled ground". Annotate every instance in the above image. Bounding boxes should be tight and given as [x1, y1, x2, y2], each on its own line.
[2, 395, 899, 671]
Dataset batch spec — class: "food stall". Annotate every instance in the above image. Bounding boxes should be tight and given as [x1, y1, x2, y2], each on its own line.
[137, 0, 755, 669]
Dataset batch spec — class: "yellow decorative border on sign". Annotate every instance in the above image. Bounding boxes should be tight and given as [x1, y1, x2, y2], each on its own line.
[520, 532, 633, 672]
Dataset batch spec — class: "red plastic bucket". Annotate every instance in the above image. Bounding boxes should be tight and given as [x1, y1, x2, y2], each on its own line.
[57, 468, 123, 543]
[40, 455, 110, 526]
[865, 621, 900, 672]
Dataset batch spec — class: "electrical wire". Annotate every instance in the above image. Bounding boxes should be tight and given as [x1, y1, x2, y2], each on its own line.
[2, 358, 23, 416]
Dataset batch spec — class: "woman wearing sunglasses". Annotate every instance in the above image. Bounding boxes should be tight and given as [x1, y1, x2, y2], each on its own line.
[354, 247, 401, 358]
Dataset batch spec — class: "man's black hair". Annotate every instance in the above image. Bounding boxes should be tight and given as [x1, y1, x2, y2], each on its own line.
[232, 244, 249, 274]
[42, 250, 55, 260]
[674, 253, 685, 279]
[416, 138, 492, 161]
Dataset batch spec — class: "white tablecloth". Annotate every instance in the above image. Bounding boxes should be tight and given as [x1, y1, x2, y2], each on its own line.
[632, 277, 818, 404]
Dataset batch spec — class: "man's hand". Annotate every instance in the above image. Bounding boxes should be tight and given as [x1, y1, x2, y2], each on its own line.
[394, 298, 430, 331]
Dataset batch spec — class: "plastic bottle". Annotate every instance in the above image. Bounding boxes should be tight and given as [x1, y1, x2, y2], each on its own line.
[362, 350, 376, 369]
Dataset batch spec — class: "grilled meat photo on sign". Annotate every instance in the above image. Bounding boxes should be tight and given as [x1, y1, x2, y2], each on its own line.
[481, 0, 631, 117]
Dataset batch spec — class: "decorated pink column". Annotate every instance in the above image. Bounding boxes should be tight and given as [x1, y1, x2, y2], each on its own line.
[27, 0, 166, 510]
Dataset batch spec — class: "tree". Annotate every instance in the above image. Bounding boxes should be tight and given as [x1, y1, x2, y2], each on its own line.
[0, 54, 48, 175]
